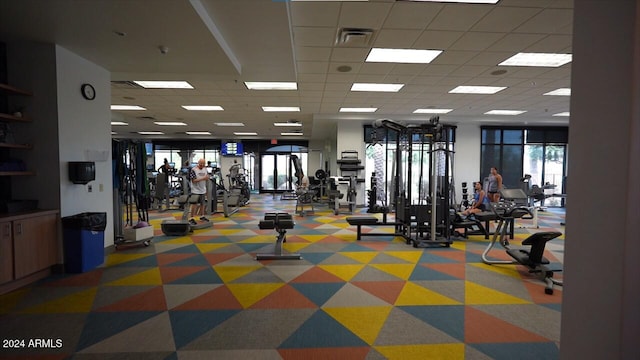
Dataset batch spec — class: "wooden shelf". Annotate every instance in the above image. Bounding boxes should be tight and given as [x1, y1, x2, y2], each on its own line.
[0, 113, 31, 123]
[0, 143, 32, 150]
[0, 171, 35, 176]
[0, 83, 32, 96]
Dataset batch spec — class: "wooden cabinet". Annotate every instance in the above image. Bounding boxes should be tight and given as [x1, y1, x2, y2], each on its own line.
[13, 212, 58, 279]
[0, 221, 13, 283]
[0, 210, 59, 293]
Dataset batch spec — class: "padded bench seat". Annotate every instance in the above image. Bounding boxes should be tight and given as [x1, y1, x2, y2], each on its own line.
[346, 216, 404, 240]
[346, 216, 380, 225]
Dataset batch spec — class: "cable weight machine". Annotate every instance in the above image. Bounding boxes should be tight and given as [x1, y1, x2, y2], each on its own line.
[371, 117, 456, 247]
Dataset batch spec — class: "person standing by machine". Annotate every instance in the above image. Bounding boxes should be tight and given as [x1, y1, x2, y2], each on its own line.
[189, 159, 209, 224]
[487, 167, 503, 202]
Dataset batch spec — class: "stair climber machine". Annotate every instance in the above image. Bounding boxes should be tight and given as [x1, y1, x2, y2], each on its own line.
[210, 166, 250, 217]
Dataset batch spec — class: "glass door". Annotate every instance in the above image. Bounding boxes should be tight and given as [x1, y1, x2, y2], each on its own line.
[260, 154, 293, 192]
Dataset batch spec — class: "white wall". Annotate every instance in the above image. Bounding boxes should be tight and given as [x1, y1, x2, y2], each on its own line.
[55, 46, 114, 246]
[560, 1, 640, 359]
[453, 122, 481, 190]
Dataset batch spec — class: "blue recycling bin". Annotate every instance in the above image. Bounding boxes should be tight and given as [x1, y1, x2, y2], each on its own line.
[62, 212, 107, 273]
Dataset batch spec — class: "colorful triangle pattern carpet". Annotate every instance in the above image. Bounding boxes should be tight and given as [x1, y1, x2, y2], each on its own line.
[0, 194, 565, 359]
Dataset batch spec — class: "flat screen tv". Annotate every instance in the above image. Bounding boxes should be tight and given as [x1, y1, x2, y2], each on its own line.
[221, 141, 243, 156]
[69, 161, 95, 184]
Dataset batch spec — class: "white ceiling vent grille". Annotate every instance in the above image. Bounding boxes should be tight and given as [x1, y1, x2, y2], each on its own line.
[336, 28, 374, 47]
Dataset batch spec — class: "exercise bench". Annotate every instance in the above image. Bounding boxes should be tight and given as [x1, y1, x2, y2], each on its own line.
[256, 212, 301, 260]
[346, 216, 404, 241]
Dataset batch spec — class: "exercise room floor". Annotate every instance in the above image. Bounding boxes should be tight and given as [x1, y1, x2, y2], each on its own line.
[0, 194, 565, 359]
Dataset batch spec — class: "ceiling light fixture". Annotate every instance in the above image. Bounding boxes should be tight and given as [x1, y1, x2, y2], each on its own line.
[485, 110, 527, 115]
[544, 88, 571, 96]
[182, 105, 224, 111]
[499, 53, 572, 67]
[553, 112, 571, 117]
[449, 86, 506, 94]
[234, 132, 258, 136]
[413, 108, 453, 114]
[340, 107, 378, 113]
[186, 131, 212, 135]
[262, 107, 300, 112]
[245, 82, 297, 90]
[215, 122, 245, 127]
[399, 0, 498, 3]
[365, 48, 442, 64]
[273, 122, 303, 127]
[351, 83, 404, 92]
[154, 122, 187, 126]
[281, 132, 304, 136]
[133, 81, 194, 89]
[110, 121, 129, 126]
[111, 105, 147, 110]
[138, 131, 164, 135]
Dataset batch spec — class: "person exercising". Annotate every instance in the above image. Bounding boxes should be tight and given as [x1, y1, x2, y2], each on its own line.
[487, 167, 503, 202]
[460, 181, 490, 217]
[189, 158, 209, 224]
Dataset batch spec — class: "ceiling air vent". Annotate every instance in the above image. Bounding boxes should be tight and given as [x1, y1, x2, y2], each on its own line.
[336, 28, 374, 47]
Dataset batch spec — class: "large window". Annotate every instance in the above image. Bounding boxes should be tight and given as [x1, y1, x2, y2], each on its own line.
[481, 127, 568, 206]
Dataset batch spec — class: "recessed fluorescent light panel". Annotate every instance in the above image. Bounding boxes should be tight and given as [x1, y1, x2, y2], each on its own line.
[281, 132, 304, 136]
[413, 108, 453, 114]
[553, 112, 571, 117]
[234, 132, 257, 136]
[273, 122, 303, 127]
[499, 53, 572, 67]
[182, 105, 224, 111]
[111, 105, 147, 110]
[351, 83, 404, 92]
[245, 82, 297, 90]
[186, 131, 212, 135]
[366, 48, 442, 64]
[110, 121, 129, 126]
[485, 110, 526, 115]
[215, 122, 245, 127]
[340, 107, 378, 113]
[449, 86, 506, 94]
[133, 81, 194, 89]
[154, 122, 187, 126]
[544, 88, 571, 96]
[400, 0, 497, 3]
[138, 131, 164, 135]
[262, 107, 300, 112]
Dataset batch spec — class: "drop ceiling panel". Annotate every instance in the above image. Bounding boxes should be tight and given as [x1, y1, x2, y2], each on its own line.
[383, 2, 442, 30]
[338, 2, 393, 29]
[289, 2, 341, 27]
[427, 5, 492, 32]
[471, 6, 542, 33]
[292, 27, 336, 47]
[296, 46, 333, 61]
[414, 30, 464, 50]
[373, 29, 423, 48]
[449, 32, 506, 51]
[514, 9, 573, 34]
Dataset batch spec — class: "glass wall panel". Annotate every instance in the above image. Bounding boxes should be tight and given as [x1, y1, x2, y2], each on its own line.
[524, 144, 544, 187]
[503, 130, 523, 144]
[501, 145, 523, 189]
[480, 144, 501, 181]
[482, 129, 501, 144]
